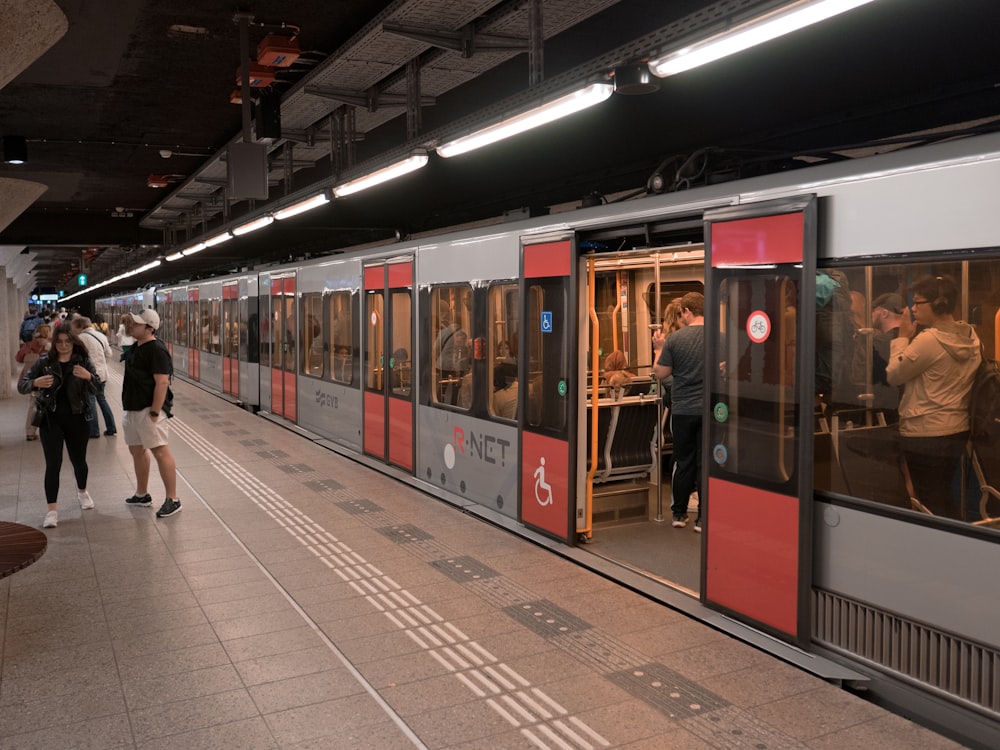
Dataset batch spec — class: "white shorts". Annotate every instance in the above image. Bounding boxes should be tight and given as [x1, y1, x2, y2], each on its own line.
[123, 409, 170, 450]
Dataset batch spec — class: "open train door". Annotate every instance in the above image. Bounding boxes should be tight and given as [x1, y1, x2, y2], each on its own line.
[519, 239, 577, 543]
[362, 259, 414, 472]
[703, 197, 816, 647]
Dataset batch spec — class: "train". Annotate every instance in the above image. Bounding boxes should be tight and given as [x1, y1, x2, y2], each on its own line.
[98, 131, 1000, 747]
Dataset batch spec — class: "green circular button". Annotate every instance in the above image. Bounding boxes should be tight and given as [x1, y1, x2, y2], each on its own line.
[714, 402, 728, 422]
[557, 380, 567, 397]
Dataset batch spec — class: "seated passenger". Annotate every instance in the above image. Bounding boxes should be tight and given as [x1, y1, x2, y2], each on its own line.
[602, 350, 634, 397]
[493, 363, 518, 419]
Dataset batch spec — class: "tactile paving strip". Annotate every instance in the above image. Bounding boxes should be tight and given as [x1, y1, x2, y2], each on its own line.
[504, 600, 593, 637]
[335, 497, 383, 515]
[684, 705, 805, 749]
[256, 449, 290, 459]
[431, 556, 501, 583]
[375, 523, 435, 543]
[607, 663, 729, 720]
[277, 463, 313, 474]
[303, 479, 344, 493]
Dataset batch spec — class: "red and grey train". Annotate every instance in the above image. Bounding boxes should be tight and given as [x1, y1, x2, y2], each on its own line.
[99, 132, 1000, 746]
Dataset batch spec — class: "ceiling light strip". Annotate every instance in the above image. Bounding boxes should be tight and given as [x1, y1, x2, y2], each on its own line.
[232, 214, 274, 236]
[333, 153, 429, 197]
[437, 83, 614, 158]
[274, 191, 330, 220]
[648, 0, 877, 77]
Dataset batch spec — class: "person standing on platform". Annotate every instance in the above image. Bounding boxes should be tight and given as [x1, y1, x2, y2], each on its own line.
[17, 327, 99, 528]
[117, 313, 136, 354]
[121, 309, 182, 518]
[652, 292, 705, 532]
[16, 323, 52, 441]
[70, 316, 117, 438]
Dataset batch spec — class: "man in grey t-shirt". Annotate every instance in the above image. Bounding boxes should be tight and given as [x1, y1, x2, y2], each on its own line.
[653, 292, 705, 531]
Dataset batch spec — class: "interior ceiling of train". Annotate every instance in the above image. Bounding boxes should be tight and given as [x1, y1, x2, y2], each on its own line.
[1, 0, 999, 300]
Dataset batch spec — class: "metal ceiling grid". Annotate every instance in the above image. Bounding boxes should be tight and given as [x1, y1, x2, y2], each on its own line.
[141, 0, 622, 240]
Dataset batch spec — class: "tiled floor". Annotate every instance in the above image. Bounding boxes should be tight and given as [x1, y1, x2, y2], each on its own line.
[0, 366, 967, 749]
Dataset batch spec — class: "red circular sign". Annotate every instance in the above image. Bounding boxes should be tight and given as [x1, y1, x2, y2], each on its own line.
[746, 310, 771, 343]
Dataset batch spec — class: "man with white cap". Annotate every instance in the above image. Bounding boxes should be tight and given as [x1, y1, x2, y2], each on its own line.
[122, 308, 181, 518]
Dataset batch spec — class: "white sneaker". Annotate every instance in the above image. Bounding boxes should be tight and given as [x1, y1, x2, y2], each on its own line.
[42, 511, 58, 528]
[77, 490, 94, 510]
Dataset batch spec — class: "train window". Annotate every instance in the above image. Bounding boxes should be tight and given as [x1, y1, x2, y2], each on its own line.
[277, 293, 295, 371]
[365, 290, 384, 391]
[260, 294, 271, 368]
[814, 258, 999, 533]
[208, 299, 221, 354]
[525, 282, 568, 431]
[175, 301, 187, 348]
[390, 291, 411, 398]
[301, 293, 323, 377]
[431, 286, 472, 408]
[190, 301, 200, 351]
[329, 291, 353, 384]
[222, 295, 237, 359]
[711, 275, 798, 485]
[488, 283, 519, 419]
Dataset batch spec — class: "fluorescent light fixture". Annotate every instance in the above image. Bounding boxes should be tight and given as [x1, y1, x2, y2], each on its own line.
[649, 0, 876, 77]
[165, 251, 185, 262]
[437, 83, 614, 158]
[333, 153, 429, 197]
[274, 191, 330, 220]
[181, 242, 208, 257]
[232, 214, 274, 236]
[203, 231, 233, 247]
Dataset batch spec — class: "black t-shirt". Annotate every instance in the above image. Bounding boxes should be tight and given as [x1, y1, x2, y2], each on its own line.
[122, 338, 172, 411]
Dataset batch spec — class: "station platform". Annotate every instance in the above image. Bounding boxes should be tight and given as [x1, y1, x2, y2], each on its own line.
[0, 360, 966, 749]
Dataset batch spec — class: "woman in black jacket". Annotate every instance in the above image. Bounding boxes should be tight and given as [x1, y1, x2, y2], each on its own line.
[18, 327, 100, 528]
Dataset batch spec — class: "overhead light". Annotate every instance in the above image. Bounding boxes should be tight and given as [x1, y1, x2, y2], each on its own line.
[437, 83, 614, 158]
[333, 152, 429, 197]
[204, 232, 233, 247]
[3, 135, 28, 164]
[648, 0, 877, 77]
[181, 242, 208, 256]
[274, 191, 330, 220]
[165, 252, 185, 262]
[232, 214, 274, 236]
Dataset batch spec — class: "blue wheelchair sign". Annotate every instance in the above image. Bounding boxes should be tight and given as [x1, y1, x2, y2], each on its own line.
[540, 311, 553, 333]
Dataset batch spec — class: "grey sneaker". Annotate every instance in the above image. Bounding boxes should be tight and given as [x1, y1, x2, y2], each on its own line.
[42, 510, 58, 528]
[77, 490, 94, 510]
[125, 493, 152, 507]
[671, 514, 688, 528]
[156, 498, 182, 518]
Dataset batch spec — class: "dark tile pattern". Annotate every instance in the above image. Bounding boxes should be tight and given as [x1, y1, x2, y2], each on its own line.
[608, 662, 729, 719]
[375, 524, 434, 544]
[431, 556, 500, 583]
[303, 479, 343, 493]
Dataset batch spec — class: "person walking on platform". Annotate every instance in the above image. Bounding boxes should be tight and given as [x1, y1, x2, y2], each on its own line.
[70, 316, 117, 438]
[121, 309, 181, 518]
[16, 323, 52, 441]
[117, 313, 136, 353]
[17, 327, 99, 528]
[652, 292, 705, 532]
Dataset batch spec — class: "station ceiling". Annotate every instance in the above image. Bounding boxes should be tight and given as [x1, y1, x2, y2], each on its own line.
[1, 0, 999, 301]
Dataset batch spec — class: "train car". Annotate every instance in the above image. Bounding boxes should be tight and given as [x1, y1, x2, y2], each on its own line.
[101, 132, 1000, 746]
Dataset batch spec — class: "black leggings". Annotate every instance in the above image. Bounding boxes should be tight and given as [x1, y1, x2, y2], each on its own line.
[39, 412, 91, 504]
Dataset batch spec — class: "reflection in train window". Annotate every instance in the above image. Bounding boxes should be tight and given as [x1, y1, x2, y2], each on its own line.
[431, 286, 472, 408]
[208, 299, 221, 354]
[175, 300, 187, 348]
[390, 291, 411, 399]
[223, 293, 238, 360]
[301, 293, 323, 377]
[489, 283, 519, 419]
[259, 293, 271, 369]
[711, 274, 798, 485]
[526, 282, 568, 432]
[329, 291, 353, 384]
[365, 290, 384, 391]
[814, 258, 999, 533]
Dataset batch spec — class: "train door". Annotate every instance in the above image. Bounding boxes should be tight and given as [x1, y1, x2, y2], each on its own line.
[519, 239, 576, 543]
[268, 275, 297, 421]
[703, 197, 816, 647]
[222, 281, 239, 398]
[362, 259, 414, 470]
[188, 287, 200, 381]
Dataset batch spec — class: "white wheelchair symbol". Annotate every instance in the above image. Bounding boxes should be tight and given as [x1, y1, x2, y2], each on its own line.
[541, 311, 553, 333]
[533, 457, 553, 506]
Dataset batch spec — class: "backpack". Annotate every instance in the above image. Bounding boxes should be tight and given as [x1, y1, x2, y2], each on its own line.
[19, 315, 41, 343]
[969, 346, 1000, 445]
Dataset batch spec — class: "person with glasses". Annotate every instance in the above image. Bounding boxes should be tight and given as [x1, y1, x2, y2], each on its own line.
[887, 275, 981, 517]
[17, 328, 100, 528]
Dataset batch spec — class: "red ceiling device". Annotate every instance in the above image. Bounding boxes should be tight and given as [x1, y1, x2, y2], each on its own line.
[235, 63, 277, 88]
[257, 34, 300, 67]
[147, 174, 170, 189]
